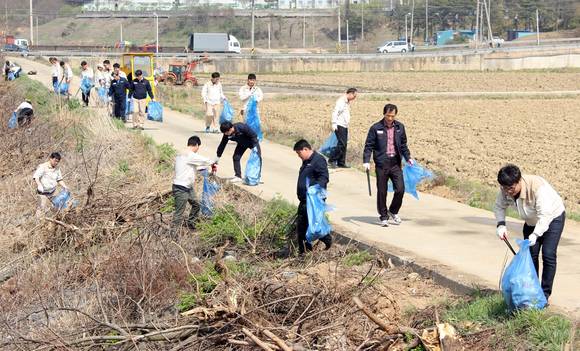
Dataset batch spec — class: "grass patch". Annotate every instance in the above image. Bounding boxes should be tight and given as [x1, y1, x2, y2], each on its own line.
[117, 160, 130, 174]
[343, 251, 373, 267]
[154, 142, 176, 173]
[160, 196, 175, 213]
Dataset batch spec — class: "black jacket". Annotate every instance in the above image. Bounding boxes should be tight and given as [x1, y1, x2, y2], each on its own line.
[363, 119, 411, 168]
[108, 77, 130, 99]
[130, 78, 154, 100]
[216, 123, 259, 157]
[297, 151, 329, 202]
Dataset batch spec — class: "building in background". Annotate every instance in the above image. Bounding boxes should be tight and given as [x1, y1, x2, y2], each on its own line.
[83, 0, 342, 10]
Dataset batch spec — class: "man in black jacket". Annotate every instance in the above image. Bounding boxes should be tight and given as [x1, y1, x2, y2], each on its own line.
[215, 121, 261, 183]
[363, 104, 414, 227]
[294, 139, 332, 253]
[130, 69, 154, 130]
[109, 72, 131, 121]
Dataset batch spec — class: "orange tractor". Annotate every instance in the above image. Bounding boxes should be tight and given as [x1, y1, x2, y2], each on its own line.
[158, 61, 199, 87]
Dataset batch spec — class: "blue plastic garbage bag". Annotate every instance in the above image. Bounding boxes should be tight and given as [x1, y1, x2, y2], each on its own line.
[7, 71, 15, 81]
[8, 112, 17, 129]
[125, 97, 133, 115]
[501, 239, 547, 310]
[219, 99, 234, 124]
[53, 81, 59, 93]
[305, 180, 332, 243]
[58, 82, 69, 96]
[245, 96, 263, 141]
[387, 160, 434, 199]
[80, 77, 93, 94]
[51, 189, 71, 210]
[147, 101, 163, 122]
[319, 132, 338, 158]
[97, 86, 107, 103]
[201, 171, 220, 217]
[244, 148, 261, 186]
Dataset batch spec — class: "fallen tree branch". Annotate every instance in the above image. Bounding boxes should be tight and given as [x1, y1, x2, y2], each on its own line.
[263, 329, 293, 351]
[242, 328, 275, 351]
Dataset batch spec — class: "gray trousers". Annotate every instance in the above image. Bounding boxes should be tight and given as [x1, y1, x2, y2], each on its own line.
[171, 184, 200, 230]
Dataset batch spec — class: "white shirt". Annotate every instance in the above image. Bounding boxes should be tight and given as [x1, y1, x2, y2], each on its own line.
[51, 63, 61, 78]
[62, 65, 73, 81]
[15, 101, 33, 113]
[172, 151, 213, 189]
[201, 81, 226, 105]
[95, 70, 109, 87]
[239, 85, 263, 110]
[331, 95, 351, 129]
[33, 162, 63, 193]
[81, 67, 94, 81]
[494, 174, 565, 237]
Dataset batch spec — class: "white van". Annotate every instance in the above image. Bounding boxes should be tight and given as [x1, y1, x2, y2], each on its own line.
[377, 40, 414, 53]
[228, 34, 241, 54]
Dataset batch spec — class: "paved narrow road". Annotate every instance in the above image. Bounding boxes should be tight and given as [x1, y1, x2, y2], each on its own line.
[14, 56, 580, 318]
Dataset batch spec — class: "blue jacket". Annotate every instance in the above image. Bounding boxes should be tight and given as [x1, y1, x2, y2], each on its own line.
[109, 77, 130, 98]
[363, 119, 411, 168]
[297, 151, 329, 202]
[130, 78, 154, 100]
[216, 123, 259, 157]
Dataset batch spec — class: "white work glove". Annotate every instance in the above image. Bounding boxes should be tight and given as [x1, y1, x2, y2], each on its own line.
[332, 124, 338, 132]
[496, 225, 507, 240]
[407, 159, 415, 166]
[528, 234, 538, 246]
[37, 185, 44, 193]
[363, 163, 370, 171]
[213, 156, 220, 164]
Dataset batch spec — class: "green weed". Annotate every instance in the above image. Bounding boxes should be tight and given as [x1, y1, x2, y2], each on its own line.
[177, 293, 198, 312]
[344, 251, 373, 267]
[160, 196, 175, 213]
[155, 142, 176, 173]
[117, 160, 129, 174]
[198, 205, 247, 246]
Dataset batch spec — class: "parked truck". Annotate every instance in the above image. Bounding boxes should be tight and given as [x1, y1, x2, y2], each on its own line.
[187, 33, 241, 54]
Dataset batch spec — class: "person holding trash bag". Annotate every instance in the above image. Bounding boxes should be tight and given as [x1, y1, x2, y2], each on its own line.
[49, 57, 61, 91]
[238, 73, 263, 117]
[201, 72, 226, 133]
[59, 61, 73, 96]
[329, 87, 357, 169]
[130, 69, 154, 130]
[363, 103, 414, 227]
[215, 121, 261, 184]
[109, 72, 131, 121]
[80, 61, 94, 107]
[170, 136, 216, 238]
[14, 100, 34, 126]
[33, 152, 68, 218]
[294, 139, 332, 254]
[494, 164, 566, 301]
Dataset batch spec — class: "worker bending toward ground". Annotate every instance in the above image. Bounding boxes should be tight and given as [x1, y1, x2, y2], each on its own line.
[170, 136, 215, 238]
[329, 87, 357, 169]
[33, 152, 68, 218]
[494, 164, 566, 301]
[238, 73, 263, 117]
[363, 104, 414, 227]
[130, 70, 154, 130]
[14, 100, 34, 126]
[215, 121, 261, 183]
[294, 139, 332, 253]
[201, 72, 226, 133]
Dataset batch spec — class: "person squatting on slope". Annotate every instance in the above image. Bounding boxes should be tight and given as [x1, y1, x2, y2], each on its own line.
[201, 72, 226, 133]
[215, 121, 261, 184]
[170, 136, 216, 238]
[494, 164, 566, 301]
[14, 100, 34, 126]
[294, 139, 332, 254]
[329, 87, 357, 169]
[363, 104, 414, 227]
[33, 152, 68, 218]
[238, 73, 263, 118]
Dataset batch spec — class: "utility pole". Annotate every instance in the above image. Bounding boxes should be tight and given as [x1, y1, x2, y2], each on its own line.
[360, 1, 364, 42]
[482, 0, 493, 45]
[251, 0, 255, 49]
[424, 0, 428, 44]
[35, 16, 38, 45]
[120, 23, 123, 44]
[475, 0, 479, 48]
[267, 21, 271, 49]
[29, 0, 33, 46]
[410, 0, 414, 45]
[536, 8, 540, 46]
[405, 13, 408, 43]
[346, 19, 349, 53]
[303, 3, 306, 48]
[154, 13, 159, 54]
[337, 5, 341, 48]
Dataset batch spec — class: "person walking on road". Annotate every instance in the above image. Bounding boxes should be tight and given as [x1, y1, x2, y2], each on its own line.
[363, 103, 414, 227]
[33, 152, 68, 218]
[59, 61, 73, 96]
[80, 61, 94, 107]
[494, 164, 566, 301]
[294, 139, 332, 254]
[130, 70, 154, 130]
[170, 136, 215, 237]
[238, 73, 263, 117]
[215, 121, 261, 183]
[49, 57, 60, 91]
[112, 62, 127, 79]
[109, 72, 130, 121]
[201, 72, 226, 133]
[329, 87, 358, 169]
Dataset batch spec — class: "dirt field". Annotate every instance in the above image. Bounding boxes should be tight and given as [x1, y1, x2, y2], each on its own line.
[228, 70, 580, 93]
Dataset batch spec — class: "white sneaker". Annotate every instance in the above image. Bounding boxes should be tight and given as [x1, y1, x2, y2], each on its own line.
[388, 211, 402, 225]
[229, 176, 242, 183]
[380, 219, 389, 227]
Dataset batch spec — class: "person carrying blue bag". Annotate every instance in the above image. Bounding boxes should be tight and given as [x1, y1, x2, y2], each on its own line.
[494, 164, 566, 303]
[33, 152, 69, 218]
[80, 61, 94, 107]
[293, 139, 332, 254]
[215, 121, 261, 184]
[363, 103, 415, 227]
[244, 148, 261, 186]
[245, 95, 263, 141]
[170, 136, 217, 238]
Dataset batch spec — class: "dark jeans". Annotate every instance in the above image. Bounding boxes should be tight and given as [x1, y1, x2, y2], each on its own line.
[171, 185, 200, 232]
[233, 143, 261, 178]
[329, 126, 348, 166]
[376, 158, 404, 220]
[296, 201, 332, 254]
[82, 90, 91, 106]
[112, 97, 126, 120]
[523, 211, 565, 300]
